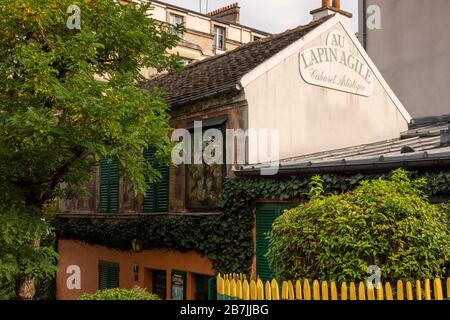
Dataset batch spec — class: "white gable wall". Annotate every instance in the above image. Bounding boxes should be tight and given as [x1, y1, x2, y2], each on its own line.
[242, 17, 411, 164]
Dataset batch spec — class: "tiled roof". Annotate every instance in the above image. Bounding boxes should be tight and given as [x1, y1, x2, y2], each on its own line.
[146, 15, 334, 107]
[237, 117, 450, 176]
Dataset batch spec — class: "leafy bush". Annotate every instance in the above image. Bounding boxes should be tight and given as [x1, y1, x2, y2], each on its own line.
[79, 287, 160, 300]
[267, 169, 450, 282]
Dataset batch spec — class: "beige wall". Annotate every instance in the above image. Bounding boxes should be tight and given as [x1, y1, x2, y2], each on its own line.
[244, 22, 409, 163]
[150, 1, 268, 62]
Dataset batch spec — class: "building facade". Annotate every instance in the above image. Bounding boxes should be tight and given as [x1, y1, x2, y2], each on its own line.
[358, 0, 450, 118]
[141, 1, 269, 77]
[56, 1, 416, 300]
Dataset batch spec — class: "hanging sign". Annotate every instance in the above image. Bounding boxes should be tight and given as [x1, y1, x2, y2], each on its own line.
[299, 30, 374, 96]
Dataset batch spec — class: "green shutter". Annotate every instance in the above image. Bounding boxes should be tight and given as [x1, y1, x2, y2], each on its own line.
[208, 278, 217, 300]
[98, 261, 120, 290]
[255, 204, 297, 281]
[98, 264, 108, 290]
[144, 149, 169, 213]
[99, 159, 119, 214]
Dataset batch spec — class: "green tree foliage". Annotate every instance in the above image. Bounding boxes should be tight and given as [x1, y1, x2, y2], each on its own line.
[267, 170, 450, 282]
[0, 0, 181, 298]
[79, 287, 160, 300]
[0, 207, 58, 294]
[0, 0, 182, 210]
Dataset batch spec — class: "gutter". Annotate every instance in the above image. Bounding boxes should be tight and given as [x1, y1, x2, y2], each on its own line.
[362, 0, 368, 50]
[235, 154, 450, 177]
[170, 83, 243, 108]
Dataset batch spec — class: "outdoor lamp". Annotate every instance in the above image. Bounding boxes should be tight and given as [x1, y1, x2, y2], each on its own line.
[131, 238, 143, 253]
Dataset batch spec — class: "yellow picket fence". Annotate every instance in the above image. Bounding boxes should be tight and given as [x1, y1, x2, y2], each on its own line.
[216, 274, 450, 301]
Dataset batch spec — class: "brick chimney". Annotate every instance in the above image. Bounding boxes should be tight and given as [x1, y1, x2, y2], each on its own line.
[207, 3, 240, 24]
[310, 0, 352, 21]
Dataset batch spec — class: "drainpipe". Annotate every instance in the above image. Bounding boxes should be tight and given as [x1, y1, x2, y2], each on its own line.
[362, 0, 368, 49]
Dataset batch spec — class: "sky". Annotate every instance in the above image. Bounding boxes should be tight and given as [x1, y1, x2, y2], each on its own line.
[159, 0, 359, 34]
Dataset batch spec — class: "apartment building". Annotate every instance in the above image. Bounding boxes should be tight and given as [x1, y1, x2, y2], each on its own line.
[142, 1, 269, 75]
[358, 0, 450, 118]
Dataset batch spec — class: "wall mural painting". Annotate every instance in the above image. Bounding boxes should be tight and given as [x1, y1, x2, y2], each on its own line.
[186, 126, 225, 209]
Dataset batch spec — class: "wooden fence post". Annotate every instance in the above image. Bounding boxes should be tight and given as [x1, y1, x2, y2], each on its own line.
[376, 283, 384, 301]
[367, 283, 375, 301]
[415, 280, 422, 300]
[405, 281, 413, 301]
[250, 280, 257, 300]
[295, 280, 302, 300]
[321, 281, 329, 300]
[288, 281, 295, 300]
[243, 280, 250, 300]
[397, 280, 404, 300]
[217, 274, 223, 300]
[224, 279, 230, 300]
[349, 282, 357, 300]
[303, 279, 311, 300]
[424, 279, 431, 300]
[281, 281, 288, 300]
[330, 281, 338, 300]
[385, 282, 393, 300]
[358, 282, 366, 300]
[447, 278, 450, 299]
[271, 279, 280, 300]
[433, 278, 443, 300]
[257, 279, 265, 300]
[265, 281, 272, 300]
[341, 282, 348, 301]
[312, 280, 320, 300]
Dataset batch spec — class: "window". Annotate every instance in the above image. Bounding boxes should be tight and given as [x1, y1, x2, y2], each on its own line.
[213, 25, 226, 50]
[143, 148, 169, 213]
[253, 35, 262, 41]
[152, 270, 167, 300]
[99, 158, 119, 214]
[170, 14, 184, 38]
[193, 274, 212, 300]
[181, 58, 193, 66]
[98, 261, 120, 290]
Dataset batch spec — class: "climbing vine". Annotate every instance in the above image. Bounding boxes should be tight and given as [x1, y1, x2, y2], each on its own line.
[56, 170, 450, 274]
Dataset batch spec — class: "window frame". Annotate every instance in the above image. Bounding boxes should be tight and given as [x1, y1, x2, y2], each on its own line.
[213, 25, 226, 50]
[170, 13, 184, 39]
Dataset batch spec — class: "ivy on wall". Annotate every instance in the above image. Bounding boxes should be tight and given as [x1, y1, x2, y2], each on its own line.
[56, 170, 450, 274]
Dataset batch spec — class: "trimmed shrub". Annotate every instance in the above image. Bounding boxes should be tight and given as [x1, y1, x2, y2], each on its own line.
[267, 169, 450, 282]
[79, 287, 160, 300]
